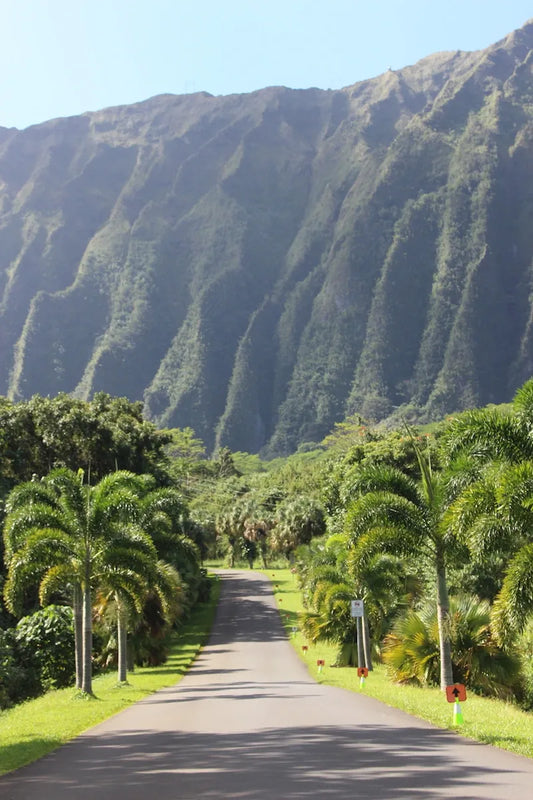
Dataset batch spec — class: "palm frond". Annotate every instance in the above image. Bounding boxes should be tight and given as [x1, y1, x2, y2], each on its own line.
[492, 544, 533, 643]
[343, 463, 422, 507]
[443, 408, 530, 463]
[40, 564, 79, 605]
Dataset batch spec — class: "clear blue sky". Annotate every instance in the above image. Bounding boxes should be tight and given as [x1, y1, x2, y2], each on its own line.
[1, 1, 531, 129]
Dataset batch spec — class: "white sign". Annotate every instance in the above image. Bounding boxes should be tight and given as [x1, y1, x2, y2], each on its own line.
[350, 599, 364, 618]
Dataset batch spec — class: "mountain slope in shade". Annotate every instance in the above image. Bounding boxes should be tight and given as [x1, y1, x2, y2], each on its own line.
[0, 21, 532, 456]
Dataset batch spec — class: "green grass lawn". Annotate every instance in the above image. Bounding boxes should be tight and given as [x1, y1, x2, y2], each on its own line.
[267, 567, 533, 760]
[0, 574, 220, 776]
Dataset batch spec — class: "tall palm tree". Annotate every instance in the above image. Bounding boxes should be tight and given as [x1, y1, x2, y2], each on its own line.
[3, 469, 159, 694]
[343, 452, 463, 690]
[443, 379, 533, 642]
[447, 460, 533, 643]
[97, 558, 183, 683]
[103, 479, 196, 681]
[135, 482, 201, 601]
[216, 497, 257, 567]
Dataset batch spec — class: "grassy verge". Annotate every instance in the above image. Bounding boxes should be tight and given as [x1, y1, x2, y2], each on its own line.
[267, 567, 533, 760]
[0, 574, 220, 776]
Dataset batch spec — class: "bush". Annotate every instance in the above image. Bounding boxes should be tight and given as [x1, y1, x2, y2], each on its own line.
[14, 605, 75, 693]
[383, 595, 520, 698]
[0, 628, 30, 709]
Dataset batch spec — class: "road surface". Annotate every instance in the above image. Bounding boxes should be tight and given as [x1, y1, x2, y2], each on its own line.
[2, 570, 533, 799]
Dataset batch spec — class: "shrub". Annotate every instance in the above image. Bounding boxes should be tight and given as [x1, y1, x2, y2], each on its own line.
[383, 595, 520, 698]
[14, 605, 75, 693]
[0, 628, 29, 709]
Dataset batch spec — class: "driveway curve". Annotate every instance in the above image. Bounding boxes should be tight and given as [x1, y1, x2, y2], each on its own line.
[2, 569, 533, 799]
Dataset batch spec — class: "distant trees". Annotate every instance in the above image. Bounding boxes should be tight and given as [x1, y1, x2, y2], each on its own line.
[0, 392, 170, 498]
[269, 497, 326, 561]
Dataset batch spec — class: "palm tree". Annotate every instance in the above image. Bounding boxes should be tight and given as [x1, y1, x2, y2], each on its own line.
[298, 534, 413, 668]
[215, 497, 258, 567]
[443, 379, 533, 642]
[447, 460, 533, 644]
[97, 543, 159, 684]
[243, 515, 271, 569]
[343, 449, 463, 690]
[301, 572, 360, 666]
[270, 496, 325, 562]
[97, 558, 183, 683]
[3, 469, 160, 694]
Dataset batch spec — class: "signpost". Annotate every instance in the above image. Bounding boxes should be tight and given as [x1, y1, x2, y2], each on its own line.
[351, 599, 365, 670]
[317, 659, 325, 674]
[350, 600, 364, 618]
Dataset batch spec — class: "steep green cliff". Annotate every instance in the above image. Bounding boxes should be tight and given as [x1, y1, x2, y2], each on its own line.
[0, 22, 531, 455]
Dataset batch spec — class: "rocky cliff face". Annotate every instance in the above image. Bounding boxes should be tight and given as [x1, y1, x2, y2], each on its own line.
[0, 21, 532, 455]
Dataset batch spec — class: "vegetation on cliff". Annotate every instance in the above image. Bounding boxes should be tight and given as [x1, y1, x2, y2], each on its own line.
[0, 22, 531, 455]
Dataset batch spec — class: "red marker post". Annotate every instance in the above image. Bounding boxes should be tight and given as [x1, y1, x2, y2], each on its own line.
[357, 666, 369, 688]
[317, 659, 325, 674]
[446, 684, 467, 725]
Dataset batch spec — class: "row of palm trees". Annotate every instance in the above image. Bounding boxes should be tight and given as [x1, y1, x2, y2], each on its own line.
[299, 379, 533, 693]
[3, 468, 193, 694]
[215, 494, 326, 567]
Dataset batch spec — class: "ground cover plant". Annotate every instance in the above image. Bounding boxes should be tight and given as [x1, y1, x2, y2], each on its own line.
[268, 568, 533, 759]
[0, 574, 219, 776]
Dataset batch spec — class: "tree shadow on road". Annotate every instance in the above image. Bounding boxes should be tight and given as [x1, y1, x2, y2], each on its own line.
[1, 723, 525, 800]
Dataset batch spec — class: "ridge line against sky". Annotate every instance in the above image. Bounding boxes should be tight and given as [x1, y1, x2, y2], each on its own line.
[1, 1, 532, 130]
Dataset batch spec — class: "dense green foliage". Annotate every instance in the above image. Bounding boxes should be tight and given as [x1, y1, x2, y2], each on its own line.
[6, 373, 533, 721]
[0, 392, 170, 497]
[223, 378, 528, 711]
[0, 22, 531, 455]
[0, 394, 207, 707]
[0, 606, 75, 707]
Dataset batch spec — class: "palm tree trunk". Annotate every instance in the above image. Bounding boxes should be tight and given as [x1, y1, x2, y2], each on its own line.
[228, 538, 236, 568]
[117, 596, 128, 683]
[260, 541, 268, 569]
[436, 556, 454, 690]
[81, 570, 93, 694]
[73, 584, 83, 689]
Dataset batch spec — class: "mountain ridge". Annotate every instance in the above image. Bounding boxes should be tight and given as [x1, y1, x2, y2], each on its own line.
[0, 20, 532, 455]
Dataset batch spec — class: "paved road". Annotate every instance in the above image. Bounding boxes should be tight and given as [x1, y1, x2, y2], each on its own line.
[3, 570, 533, 799]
